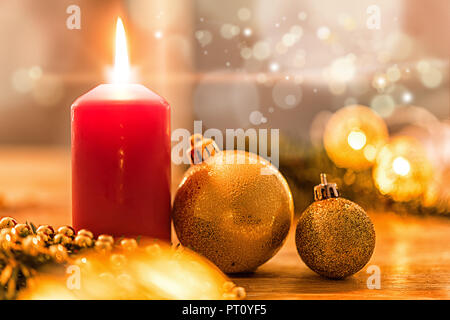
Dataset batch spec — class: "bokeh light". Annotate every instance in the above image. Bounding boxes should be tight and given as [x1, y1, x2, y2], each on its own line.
[243, 27, 252, 37]
[195, 30, 213, 47]
[316, 26, 331, 40]
[370, 94, 396, 118]
[392, 156, 411, 176]
[416, 59, 445, 89]
[249, 110, 267, 125]
[220, 24, 240, 39]
[252, 41, 271, 60]
[373, 136, 433, 202]
[347, 130, 367, 150]
[272, 79, 302, 109]
[323, 105, 389, 170]
[237, 7, 252, 21]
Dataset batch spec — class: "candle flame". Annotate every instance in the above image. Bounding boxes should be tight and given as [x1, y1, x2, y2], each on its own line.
[113, 18, 130, 84]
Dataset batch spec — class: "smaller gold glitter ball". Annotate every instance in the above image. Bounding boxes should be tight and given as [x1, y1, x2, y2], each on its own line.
[295, 197, 375, 279]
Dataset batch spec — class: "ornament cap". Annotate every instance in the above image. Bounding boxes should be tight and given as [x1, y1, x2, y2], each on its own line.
[187, 134, 220, 164]
[314, 173, 339, 201]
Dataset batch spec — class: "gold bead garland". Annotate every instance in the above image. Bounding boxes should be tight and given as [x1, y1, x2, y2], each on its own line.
[0, 217, 246, 300]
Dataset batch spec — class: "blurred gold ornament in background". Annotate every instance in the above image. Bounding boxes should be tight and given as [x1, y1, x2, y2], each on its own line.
[172, 136, 294, 273]
[373, 136, 433, 202]
[19, 241, 244, 300]
[323, 105, 388, 171]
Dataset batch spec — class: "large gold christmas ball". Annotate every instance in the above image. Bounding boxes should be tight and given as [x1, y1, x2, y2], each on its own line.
[172, 150, 294, 273]
[295, 198, 375, 279]
[323, 105, 388, 171]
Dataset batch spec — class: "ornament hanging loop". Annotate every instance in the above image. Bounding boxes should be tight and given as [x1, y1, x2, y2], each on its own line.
[314, 173, 339, 201]
[188, 134, 221, 165]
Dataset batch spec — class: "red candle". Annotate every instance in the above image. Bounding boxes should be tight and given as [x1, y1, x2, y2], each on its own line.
[71, 18, 171, 240]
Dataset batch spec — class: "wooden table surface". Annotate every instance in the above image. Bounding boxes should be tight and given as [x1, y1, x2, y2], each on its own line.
[0, 147, 449, 300]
